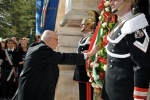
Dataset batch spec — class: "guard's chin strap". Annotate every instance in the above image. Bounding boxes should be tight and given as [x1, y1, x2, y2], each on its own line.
[112, 0, 131, 13]
[81, 24, 92, 33]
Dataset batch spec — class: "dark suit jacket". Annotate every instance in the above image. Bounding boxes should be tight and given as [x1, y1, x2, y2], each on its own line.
[18, 41, 85, 100]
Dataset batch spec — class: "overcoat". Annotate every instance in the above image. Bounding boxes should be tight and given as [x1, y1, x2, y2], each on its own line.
[18, 41, 85, 100]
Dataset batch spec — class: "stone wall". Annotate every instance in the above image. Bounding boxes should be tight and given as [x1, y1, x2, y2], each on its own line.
[54, 0, 100, 100]
[55, 25, 82, 100]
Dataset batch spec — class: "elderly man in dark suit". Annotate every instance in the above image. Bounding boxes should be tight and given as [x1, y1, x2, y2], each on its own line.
[17, 30, 99, 100]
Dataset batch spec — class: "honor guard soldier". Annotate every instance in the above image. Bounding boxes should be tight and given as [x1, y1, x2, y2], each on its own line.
[101, 0, 150, 100]
[73, 11, 99, 100]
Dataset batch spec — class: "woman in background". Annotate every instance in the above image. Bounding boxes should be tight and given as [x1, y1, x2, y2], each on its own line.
[17, 41, 28, 77]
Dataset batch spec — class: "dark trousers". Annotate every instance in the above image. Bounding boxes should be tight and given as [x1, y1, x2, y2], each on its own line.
[1, 68, 17, 98]
[79, 82, 93, 100]
[0, 78, 2, 98]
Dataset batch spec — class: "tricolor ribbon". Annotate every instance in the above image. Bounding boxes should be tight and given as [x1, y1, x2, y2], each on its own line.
[4, 49, 16, 81]
[92, 28, 105, 88]
[86, 22, 100, 100]
[4, 49, 13, 66]
[41, 0, 50, 28]
[7, 68, 16, 82]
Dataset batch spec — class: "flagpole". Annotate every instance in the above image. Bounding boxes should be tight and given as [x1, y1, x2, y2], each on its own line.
[29, 26, 33, 46]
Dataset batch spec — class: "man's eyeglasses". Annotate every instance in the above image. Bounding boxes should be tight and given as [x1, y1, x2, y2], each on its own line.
[50, 37, 58, 41]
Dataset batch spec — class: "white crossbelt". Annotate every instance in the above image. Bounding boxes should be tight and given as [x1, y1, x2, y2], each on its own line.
[106, 45, 130, 58]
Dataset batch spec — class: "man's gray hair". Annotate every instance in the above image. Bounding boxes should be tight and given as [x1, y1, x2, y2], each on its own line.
[41, 30, 52, 41]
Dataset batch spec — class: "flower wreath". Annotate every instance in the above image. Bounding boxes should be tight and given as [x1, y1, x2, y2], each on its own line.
[87, 0, 117, 97]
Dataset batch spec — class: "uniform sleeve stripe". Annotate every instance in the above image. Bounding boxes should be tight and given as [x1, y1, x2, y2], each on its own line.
[134, 95, 147, 99]
[134, 87, 149, 92]
[134, 98, 145, 100]
[134, 87, 148, 99]
[134, 90, 147, 96]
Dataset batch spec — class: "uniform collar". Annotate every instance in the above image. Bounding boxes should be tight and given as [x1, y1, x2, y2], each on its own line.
[8, 48, 14, 52]
[118, 11, 133, 23]
[121, 13, 148, 34]
[83, 31, 93, 37]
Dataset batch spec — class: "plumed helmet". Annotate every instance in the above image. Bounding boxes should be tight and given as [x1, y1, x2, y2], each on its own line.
[81, 10, 99, 29]
[132, 0, 150, 35]
[81, 18, 95, 29]
[132, 0, 149, 14]
[132, 0, 150, 23]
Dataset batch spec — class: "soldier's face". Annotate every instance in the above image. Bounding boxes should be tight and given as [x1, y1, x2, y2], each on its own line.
[110, 0, 124, 13]
[80, 24, 91, 34]
[80, 24, 88, 32]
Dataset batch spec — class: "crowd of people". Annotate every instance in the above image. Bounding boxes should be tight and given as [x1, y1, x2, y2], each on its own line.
[0, 36, 41, 100]
[0, 0, 150, 100]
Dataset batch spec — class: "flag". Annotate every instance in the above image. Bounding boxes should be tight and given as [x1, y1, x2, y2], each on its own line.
[28, 27, 34, 46]
[36, 0, 59, 34]
[0, 37, 2, 41]
[86, 22, 100, 100]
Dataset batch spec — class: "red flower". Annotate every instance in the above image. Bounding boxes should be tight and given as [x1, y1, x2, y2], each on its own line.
[101, 41, 106, 47]
[99, 72, 105, 79]
[95, 88, 101, 93]
[104, 12, 110, 21]
[98, 57, 107, 64]
[98, 0, 104, 9]
[103, 33, 108, 44]
[110, 14, 116, 23]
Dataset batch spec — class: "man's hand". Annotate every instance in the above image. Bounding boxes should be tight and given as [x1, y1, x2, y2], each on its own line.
[19, 61, 24, 65]
[86, 45, 100, 57]
[82, 50, 88, 53]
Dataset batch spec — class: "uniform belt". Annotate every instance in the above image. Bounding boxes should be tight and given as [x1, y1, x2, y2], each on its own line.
[106, 47, 130, 58]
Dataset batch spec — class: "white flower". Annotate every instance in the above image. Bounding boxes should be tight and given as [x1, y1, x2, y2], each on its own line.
[91, 83, 96, 87]
[102, 22, 108, 28]
[92, 73, 94, 77]
[99, 16, 102, 20]
[103, 64, 107, 71]
[95, 84, 100, 88]
[91, 83, 99, 88]
[94, 63, 99, 68]
[105, 7, 110, 12]
[89, 78, 93, 82]
[101, 10, 104, 15]
[90, 62, 94, 67]
[87, 72, 91, 77]
[104, 1, 110, 7]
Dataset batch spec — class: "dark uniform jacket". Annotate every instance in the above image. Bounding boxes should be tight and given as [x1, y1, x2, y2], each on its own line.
[18, 41, 85, 100]
[102, 12, 150, 100]
[73, 33, 93, 82]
